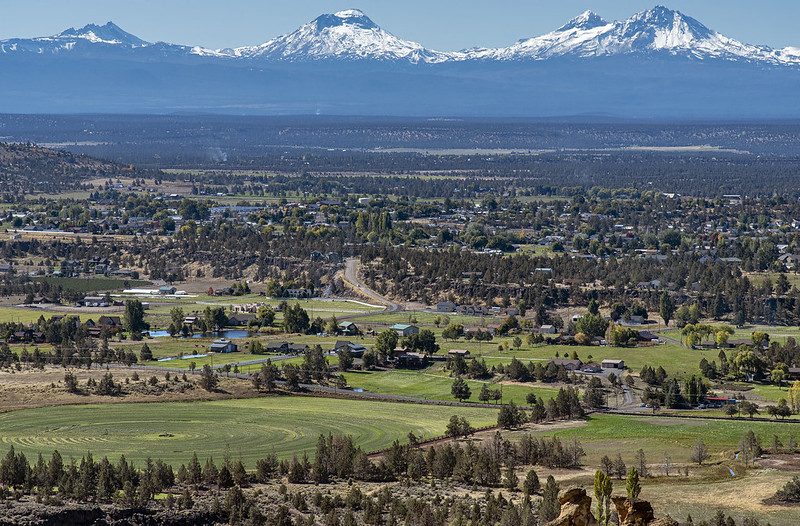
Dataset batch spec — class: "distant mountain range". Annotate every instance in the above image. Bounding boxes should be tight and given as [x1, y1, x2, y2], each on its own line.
[2, 6, 799, 117]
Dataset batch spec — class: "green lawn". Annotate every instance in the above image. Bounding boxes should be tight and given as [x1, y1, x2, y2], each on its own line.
[361, 312, 490, 326]
[541, 413, 800, 465]
[342, 369, 559, 405]
[0, 397, 499, 466]
[477, 343, 713, 378]
[0, 307, 95, 324]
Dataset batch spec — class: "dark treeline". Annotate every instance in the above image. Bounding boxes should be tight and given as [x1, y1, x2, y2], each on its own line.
[148, 154, 800, 199]
[0, 430, 582, 525]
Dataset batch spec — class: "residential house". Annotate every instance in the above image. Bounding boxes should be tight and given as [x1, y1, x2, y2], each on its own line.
[390, 324, 419, 337]
[396, 352, 428, 368]
[601, 359, 625, 370]
[266, 342, 290, 354]
[288, 343, 310, 354]
[548, 358, 583, 371]
[227, 313, 255, 326]
[436, 301, 457, 312]
[287, 288, 311, 298]
[333, 340, 367, 357]
[209, 339, 237, 353]
[338, 321, 359, 335]
[80, 296, 107, 307]
[581, 362, 603, 373]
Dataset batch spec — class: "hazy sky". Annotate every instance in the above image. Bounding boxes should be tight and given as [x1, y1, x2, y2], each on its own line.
[2, 1, 799, 51]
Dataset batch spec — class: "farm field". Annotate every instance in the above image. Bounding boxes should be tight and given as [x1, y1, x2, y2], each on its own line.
[478, 342, 713, 378]
[361, 311, 489, 326]
[0, 397, 499, 466]
[661, 324, 800, 345]
[523, 413, 800, 525]
[0, 306, 96, 324]
[33, 277, 152, 292]
[341, 369, 560, 405]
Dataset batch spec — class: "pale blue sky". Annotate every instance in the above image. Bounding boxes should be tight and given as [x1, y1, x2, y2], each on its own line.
[2, 1, 798, 51]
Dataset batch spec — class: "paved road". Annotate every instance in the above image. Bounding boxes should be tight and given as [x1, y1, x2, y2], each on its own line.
[344, 258, 400, 313]
[650, 326, 682, 345]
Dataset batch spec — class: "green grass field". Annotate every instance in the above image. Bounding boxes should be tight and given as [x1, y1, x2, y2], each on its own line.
[477, 342, 713, 378]
[361, 312, 490, 326]
[530, 413, 800, 525]
[34, 277, 152, 292]
[0, 397, 499, 466]
[0, 306, 96, 324]
[662, 324, 800, 346]
[541, 413, 800, 464]
[342, 369, 560, 405]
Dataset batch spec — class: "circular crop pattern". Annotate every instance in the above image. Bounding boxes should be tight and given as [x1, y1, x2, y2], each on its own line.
[0, 398, 497, 466]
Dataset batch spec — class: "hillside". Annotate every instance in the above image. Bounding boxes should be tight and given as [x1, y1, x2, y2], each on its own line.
[0, 142, 141, 197]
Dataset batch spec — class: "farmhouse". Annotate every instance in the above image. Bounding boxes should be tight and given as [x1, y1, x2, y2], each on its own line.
[266, 342, 289, 354]
[396, 352, 429, 368]
[288, 343, 309, 354]
[286, 288, 311, 298]
[456, 305, 490, 316]
[436, 301, 457, 312]
[209, 339, 237, 353]
[581, 362, 603, 373]
[227, 313, 255, 326]
[159, 286, 177, 295]
[448, 349, 470, 357]
[79, 296, 107, 307]
[97, 316, 122, 330]
[338, 321, 359, 335]
[601, 359, 625, 369]
[548, 358, 583, 371]
[390, 324, 419, 337]
[333, 340, 367, 357]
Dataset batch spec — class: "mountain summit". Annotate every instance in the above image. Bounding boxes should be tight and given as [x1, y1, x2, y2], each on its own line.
[57, 22, 150, 47]
[466, 5, 797, 64]
[0, 6, 799, 117]
[557, 10, 610, 32]
[231, 8, 450, 63]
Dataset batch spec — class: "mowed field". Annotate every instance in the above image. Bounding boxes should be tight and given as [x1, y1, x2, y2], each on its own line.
[528, 414, 800, 526]
[0, 397, 499, 466]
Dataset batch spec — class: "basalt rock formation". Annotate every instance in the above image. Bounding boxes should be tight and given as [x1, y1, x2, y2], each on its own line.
[547, 488, 679, 526]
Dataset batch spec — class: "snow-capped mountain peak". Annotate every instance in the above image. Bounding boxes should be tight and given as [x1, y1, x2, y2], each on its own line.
[464, 5, 800, 66]
[56, 22, 150, 47]
[618, 5, 714, 48]
[1, 6, 799, 68]
[232, 9, 450, 63]
[557, 10, 609, 32]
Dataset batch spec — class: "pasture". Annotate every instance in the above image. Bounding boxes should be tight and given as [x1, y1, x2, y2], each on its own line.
[0, 397, 499, 466]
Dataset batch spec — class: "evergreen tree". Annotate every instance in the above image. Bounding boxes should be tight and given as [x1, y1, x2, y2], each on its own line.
[523, 468, 540, 495]
[625, 467, 641, 499]
[539, 475, 561, 523]
[451, 377, 472, 402]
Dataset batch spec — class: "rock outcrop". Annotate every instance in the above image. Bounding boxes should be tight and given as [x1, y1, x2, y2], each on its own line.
[546, 487, 599, 526]
[610, 497, 679, 526]
[611, 496, 654, 525]
[546, 489, 679, 526]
